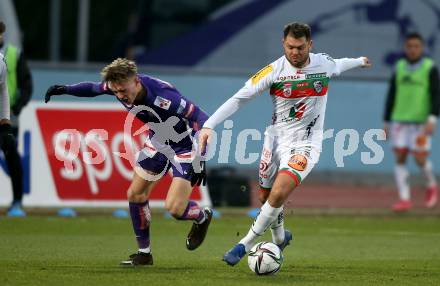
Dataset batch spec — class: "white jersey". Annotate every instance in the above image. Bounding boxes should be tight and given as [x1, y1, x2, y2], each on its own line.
[204, 53, 364, 151]
[0, 53, 10, 120]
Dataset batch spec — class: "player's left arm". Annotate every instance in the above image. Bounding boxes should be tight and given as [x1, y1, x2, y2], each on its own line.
[426, 66, 440, 134]
[331, 56, 371, 76]
[45, 81, 114, 103]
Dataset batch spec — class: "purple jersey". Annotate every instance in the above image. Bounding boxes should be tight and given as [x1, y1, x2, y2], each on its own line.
[65, 74, 208, 153]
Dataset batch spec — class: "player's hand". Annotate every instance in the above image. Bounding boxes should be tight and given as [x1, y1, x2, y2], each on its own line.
[361, 57, 371, 68]
[198, 127, 213, 155]
[45, 85, 67, 103]
[190, 160, 207, 187]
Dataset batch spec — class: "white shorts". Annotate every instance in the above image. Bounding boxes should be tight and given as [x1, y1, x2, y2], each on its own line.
[390, 122, 431, 152]
[258, 134, 320, 189]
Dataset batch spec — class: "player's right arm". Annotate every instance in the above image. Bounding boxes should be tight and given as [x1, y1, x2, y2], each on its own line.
[199, 63, 276, 153]
[45, 81, 114, 103]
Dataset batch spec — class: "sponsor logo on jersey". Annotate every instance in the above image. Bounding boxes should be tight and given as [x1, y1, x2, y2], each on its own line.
[296, 82, 309, 88]
[259, 161, 269, 172]
[288, 154, 308, 171]
[277, 75, 301, 81]
[293, 102, 306, 120]
[270, 77, 329, 98]
[283, 82, 292, 97]
[153, 96, 171, 110]
[177, 98, 187, 114]
[313, 80, 324, 93]
[306, 72, 326, 79]
[251, 64, 273, 85]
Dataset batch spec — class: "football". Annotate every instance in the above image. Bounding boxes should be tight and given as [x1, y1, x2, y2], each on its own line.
[247, 241, 283, 275]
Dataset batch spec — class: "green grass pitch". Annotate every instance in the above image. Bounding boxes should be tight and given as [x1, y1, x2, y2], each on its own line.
[1, 212, 439, 286]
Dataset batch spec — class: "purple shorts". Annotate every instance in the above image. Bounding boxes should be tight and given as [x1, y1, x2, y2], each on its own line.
[136, 151, 193, 181]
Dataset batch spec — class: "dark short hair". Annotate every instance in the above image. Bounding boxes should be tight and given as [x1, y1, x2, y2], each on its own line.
[283, 22, 311, 40]
[405, 32, 424, 43]
[0, 22, 5, 34]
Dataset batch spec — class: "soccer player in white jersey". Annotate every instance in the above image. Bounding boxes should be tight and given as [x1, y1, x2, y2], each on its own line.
[198, 22, 371, 266]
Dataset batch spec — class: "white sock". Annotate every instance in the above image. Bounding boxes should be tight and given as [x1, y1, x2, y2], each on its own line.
[138, 247, 150, 254]
[239, 202, 283, 251]
[421, 161, 437, 188]
[395, 164, 410, 201]
[271, 208, 285, 245]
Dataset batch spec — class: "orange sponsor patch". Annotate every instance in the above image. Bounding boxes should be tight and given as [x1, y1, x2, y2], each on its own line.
[288, 154, 308, 171]
[416, 135, 428, 147]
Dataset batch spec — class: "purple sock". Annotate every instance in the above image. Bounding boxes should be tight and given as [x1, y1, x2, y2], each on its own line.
[177, 201, 205, 223]
[129, 201, 151, 249]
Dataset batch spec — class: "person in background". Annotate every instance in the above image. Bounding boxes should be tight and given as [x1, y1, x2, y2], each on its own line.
[0, 21, 33, 217]
[384, 32, 439, 212]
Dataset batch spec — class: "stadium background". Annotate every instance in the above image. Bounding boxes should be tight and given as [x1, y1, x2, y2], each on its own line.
[1, 0, 440, 209]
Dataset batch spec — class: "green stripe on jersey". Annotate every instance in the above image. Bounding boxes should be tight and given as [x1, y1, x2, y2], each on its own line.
[271, 77, 330, 91]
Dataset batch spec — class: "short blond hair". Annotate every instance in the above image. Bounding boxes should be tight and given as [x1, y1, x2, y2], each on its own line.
[101, 58, 137, 83]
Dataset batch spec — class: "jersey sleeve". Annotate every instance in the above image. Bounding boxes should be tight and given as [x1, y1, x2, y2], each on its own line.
[0, 59, 10, 120]
[65, 81, 114, 97]
[203, 63, 276, 129]
[323, 54, 364, 77]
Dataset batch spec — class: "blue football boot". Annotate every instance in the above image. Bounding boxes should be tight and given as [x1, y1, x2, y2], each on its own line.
[223, 243, 246, 266]
[277, 230, 293, 251]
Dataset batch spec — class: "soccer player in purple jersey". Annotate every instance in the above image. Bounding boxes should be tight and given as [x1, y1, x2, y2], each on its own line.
[45, 58, 212, 266]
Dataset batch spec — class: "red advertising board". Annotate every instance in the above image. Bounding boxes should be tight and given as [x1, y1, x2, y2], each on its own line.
[36, 108, 201, 201]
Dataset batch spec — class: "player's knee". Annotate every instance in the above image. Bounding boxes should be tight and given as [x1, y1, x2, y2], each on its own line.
[269, 185, 293, 207]
[396, 157, 407, 165]
[414, 154, 428, 167]
[394, 149, 408, 164]
[258, 188, 270, 204]
[127, 188, 146, 203]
